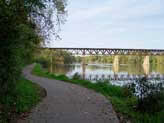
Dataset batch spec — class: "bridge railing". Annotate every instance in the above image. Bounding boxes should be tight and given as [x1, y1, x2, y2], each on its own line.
[42, 47, 164, 56]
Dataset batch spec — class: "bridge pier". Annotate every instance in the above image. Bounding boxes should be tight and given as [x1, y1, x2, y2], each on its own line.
[113, 55, 119, 66]
[113, 55, 119, 74]
[82, 56, 86, 79]
[143, 56, 150, 65]
[82, 63, 86, 80]
[82, 56, 86, 65]
[143, 56, 150, 75]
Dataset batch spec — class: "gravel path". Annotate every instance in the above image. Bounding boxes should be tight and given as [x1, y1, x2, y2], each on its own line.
[18, 64, 119, 123]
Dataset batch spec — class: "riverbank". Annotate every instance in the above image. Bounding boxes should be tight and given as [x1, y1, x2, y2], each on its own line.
[33, 64, 164, 123]
[0, 76, 46, 123]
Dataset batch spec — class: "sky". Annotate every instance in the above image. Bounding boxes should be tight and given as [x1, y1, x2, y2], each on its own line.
[50, 0, 164, 49]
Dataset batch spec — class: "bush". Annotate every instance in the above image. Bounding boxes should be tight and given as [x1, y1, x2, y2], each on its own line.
[72, 72, 81, 80]
[35, 57, 49, 68]
[127, 77, 164, 113]
[122, 85, 133, 97]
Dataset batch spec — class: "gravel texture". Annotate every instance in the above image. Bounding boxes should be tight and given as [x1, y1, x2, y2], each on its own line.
[17, 64, 119, 123]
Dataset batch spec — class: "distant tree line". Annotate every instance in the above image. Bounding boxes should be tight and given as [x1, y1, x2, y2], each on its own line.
[74, 55, 164, 64]
[35, 49, 76, 67]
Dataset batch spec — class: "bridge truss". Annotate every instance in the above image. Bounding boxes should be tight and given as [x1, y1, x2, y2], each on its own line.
[44, 48, 164, 56]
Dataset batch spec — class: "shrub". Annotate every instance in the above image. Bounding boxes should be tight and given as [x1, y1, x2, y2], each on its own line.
[72, 72, 81, 80]
[127, 77, 164, 113]
[122, 85, 133, 97]
[35, 57, 50, 68]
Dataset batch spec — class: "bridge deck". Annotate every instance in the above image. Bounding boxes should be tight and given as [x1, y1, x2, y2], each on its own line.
[42, 47, 164, 55]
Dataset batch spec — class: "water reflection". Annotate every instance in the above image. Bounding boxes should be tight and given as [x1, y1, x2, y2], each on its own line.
[48, 64, 76, 75]
[48, 63, 164, 84]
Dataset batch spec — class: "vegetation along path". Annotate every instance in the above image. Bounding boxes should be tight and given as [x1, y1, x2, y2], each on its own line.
[18, 64, 119, 123]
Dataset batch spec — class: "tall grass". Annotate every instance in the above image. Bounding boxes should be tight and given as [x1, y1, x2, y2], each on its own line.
[0, 76, 43, 122]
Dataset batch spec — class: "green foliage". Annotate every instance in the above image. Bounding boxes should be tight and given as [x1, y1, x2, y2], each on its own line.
[0, 77, 42, 122]
[15, 77, 42, 113]
[0, 0, 67, 121]
[75, 55, 164, 65]
[127, 77, 164, 113]
[75, 56, 82, 63]
[35, 57, 50, 68]
[83, 55, 114, 64]
[33, 64, 164, 123]
[150, 56, 164, 64]
[75, 55, 143, 64]
[35, 49, 76, 65]
[122, 86, 133, 97]
[72, 72, 81, 80]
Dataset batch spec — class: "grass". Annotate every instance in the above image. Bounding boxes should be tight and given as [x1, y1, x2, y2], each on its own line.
[15, 77, 43, 113]
[0, 76, 44, 122]
[32, 64, 164, 123]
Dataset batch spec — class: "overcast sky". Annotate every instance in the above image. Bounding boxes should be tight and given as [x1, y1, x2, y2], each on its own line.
[50, 0, 164, 49]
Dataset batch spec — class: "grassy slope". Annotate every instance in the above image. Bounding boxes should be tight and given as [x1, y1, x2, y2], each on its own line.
[15, 77, 42, 113]
[32, 64, 164, 123]
[0, 76, 44, 122]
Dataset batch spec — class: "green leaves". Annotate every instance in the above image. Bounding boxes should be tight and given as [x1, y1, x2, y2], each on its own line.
[0, 0, 67, 121]
[127, 77, 164, 113]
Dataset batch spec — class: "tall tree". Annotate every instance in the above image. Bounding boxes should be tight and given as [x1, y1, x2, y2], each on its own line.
[0, 0, 67, 119]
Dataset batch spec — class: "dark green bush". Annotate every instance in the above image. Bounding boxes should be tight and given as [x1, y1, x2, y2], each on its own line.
[122, 85, 133, 97]
[72, 72, 82, 80]
[35, 57, 50, 68]
[127, 77, 164, 113]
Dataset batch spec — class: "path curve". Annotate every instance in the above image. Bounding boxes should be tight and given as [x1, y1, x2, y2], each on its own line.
[18, 64, 119, 123]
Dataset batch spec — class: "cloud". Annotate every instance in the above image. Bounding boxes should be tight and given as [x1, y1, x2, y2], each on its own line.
[68, 0, 162, 22]
[51, 0, 164, 49]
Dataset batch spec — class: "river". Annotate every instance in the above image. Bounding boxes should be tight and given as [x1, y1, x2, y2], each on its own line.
[48, 63, 164, 85]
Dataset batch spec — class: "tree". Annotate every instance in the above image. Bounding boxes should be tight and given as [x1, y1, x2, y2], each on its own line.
[0, 0, 67, 120]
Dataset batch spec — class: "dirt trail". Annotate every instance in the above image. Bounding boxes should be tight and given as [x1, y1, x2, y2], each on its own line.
[18, 64, 119, 123]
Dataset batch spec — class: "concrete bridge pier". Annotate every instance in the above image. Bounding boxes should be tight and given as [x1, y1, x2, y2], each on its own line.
[82, 56, 86, 65]
[113, 55, 119, 74]
[143, 56, 150, 75]
[82, 56, 86, 79]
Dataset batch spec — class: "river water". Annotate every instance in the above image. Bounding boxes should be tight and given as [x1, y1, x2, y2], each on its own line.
[49, 63, 164, 85]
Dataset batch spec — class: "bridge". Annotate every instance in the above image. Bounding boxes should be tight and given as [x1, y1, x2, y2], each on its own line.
[44, 47, 164, 56]
[43, 47, 164, 76]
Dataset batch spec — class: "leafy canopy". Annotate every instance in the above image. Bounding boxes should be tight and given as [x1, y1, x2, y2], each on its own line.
[0, 0, 67, 120]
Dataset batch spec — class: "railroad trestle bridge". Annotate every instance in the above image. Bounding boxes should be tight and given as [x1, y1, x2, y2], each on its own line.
[44, 47, 164, 65]
[44, 47, 164, 56]
[43, 47, 164, 77]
